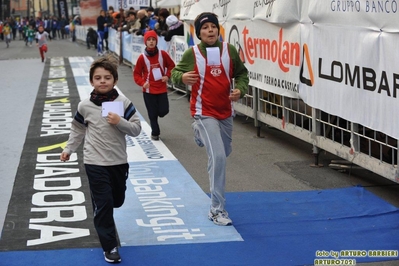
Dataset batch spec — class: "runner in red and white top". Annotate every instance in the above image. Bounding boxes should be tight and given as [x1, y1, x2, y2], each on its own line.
[171, 12, 249, 226]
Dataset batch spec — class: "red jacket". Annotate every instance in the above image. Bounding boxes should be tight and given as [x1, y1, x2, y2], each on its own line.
[133, 50, 175, 94]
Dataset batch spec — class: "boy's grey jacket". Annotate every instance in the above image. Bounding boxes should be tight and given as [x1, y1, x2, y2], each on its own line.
[63, 95, 141, 166]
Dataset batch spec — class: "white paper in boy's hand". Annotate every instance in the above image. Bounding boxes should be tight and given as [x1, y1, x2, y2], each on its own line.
[102, 101, 124, 117]
[152, 68, 162, 81]
[206, 47, 220, 66]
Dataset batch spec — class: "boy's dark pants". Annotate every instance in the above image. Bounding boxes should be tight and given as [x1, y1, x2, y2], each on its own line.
[85, 163, 129, 251]
[143, 92, 169, 137]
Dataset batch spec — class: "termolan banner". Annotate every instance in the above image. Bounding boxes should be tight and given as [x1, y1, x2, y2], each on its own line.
[225, 20, 301, 98]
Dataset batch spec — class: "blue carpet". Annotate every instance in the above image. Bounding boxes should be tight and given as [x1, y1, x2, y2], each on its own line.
[1, 186, 399, 266]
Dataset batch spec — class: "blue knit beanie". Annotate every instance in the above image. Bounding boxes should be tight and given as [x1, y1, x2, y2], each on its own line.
[195, 13, 219, 40]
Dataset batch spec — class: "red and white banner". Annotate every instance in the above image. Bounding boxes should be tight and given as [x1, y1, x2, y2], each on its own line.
[225, 20, 301, 98]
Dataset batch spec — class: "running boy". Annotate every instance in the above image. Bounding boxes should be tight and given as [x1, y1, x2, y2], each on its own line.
[26, 24, 35, 47]
[2, 22, 11, 48]
[133, 30, 175, 140]
[60, 56, 142, 263]
[171, 12, 249, 226]
[35, 25, 51, 62]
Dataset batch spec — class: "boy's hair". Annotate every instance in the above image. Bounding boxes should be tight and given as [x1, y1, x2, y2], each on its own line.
[127, 10, 136, 17]
[89, 55, 119, 82]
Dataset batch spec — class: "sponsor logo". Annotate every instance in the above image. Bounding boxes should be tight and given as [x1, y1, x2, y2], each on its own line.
[253, 0, 276, 18]
[182, 0, 200, 17]
[309, 57, 399, 97]
[242, 26, 301, 73]
[210, 66, 222, 77]
[213, 0, 231, 17]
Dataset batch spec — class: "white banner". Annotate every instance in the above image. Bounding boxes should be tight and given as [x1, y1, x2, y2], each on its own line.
[156, 0, 181, 8]
[168, 35, 188, 64]
[308, 0, 399, 30]
[299, 22, 399, 139]
[180, 0, 308, 22]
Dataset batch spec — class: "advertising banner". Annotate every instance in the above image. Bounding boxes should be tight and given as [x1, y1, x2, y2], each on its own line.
[299, 22, 399, 139]
[57, 0, 69, 20]
[308, 0, 399, 31]
[227, 20, 301, 98]
[168, 35, 188, 64]
[107, 0, 150, 10]
[156, 0, 181, 8]
[180, 0, 307, 22]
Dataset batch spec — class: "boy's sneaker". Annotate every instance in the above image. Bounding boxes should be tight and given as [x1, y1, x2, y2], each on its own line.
[151, 135, 159, 141]
[104, 247, 121, 263]
[208, 210, 232, 226]
[191, 122, 204, 147]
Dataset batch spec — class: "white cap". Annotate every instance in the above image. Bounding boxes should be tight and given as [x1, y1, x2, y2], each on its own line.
[166, 15, 178, 27]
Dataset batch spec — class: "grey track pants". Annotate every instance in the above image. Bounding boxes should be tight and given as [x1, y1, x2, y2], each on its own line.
[193, 115, 233, 213]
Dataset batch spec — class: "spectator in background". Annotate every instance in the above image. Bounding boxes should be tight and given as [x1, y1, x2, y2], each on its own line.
[59, 15, 67, 39]
[97, 10, 107, 56]
[10, 18, 17, 40]
[71, 16, 80, 42]
[44, 16, 51, 36]
[68, 18, 74, 41]
[86, 27, 97, 49]
[119, 10, 140, 34]
[147, 6, 157, 30]
[135, 9, 149, 36]
[51, 16, 59, 39]
[103, 11, 113, 52]
[164, 15, 184, 42]
[29, 16, 35, 29]
[114, 8, 126, 29]
[108, 6, 119, 27]
[74, 16, 81, 26]
[18, 20, 24, 40]
[155, 8, 169, 37]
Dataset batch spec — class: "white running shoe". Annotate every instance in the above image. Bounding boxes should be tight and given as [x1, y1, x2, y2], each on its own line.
[208, 210, 233, 226]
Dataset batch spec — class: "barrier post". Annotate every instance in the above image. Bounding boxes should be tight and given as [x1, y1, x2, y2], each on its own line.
[311, 108, 323, 167]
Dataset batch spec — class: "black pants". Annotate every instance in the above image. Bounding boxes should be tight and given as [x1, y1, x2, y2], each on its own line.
[143, 92, 169, 137]
[104, 32, 109, 50]
[85, 163, 129, 251]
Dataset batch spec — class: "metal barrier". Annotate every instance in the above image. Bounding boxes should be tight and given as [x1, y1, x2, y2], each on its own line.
[235, 88, 399, 183]
[75, 25, 399, 184]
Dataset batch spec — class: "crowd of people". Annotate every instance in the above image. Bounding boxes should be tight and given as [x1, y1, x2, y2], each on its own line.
[0, 14, 81, 48]
[1, 14, 81, 62]
[93, 6, 184, 56]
